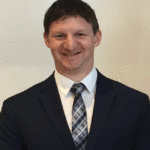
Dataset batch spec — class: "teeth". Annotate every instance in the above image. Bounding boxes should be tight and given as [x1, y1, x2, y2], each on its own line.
[74, 52, 80, 55]
[63, 52, 80, 56]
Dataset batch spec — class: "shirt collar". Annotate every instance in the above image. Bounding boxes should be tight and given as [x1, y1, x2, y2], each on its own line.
[54, 67, 97, 97]
[81, 67, 97, 93]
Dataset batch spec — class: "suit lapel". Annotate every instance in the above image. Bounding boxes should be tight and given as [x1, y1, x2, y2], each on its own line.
[38, 70, 116, 150]
[86, 70, 116, 150]
[38, 72, 76, 150]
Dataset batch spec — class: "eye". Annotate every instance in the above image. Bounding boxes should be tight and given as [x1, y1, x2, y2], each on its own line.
[79, 33, 84, 36]
[77, 33, 85, 36]
[55, 34, 63, 38]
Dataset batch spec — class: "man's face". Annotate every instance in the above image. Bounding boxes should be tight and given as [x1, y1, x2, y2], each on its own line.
[44, 15, 101, 74]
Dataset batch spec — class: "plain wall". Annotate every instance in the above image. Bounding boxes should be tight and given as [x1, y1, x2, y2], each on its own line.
[0, 0, 150, 110]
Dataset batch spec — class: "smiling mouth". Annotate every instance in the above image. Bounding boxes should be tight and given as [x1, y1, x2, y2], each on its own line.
[62, 52, 81, 56]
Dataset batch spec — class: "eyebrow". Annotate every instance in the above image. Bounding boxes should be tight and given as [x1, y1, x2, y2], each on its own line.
[53, 29, 86, 34]
[75, 29, 87, 33]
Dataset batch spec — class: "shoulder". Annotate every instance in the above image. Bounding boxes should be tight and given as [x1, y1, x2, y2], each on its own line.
[110, 80, 150, 113]
[1, 73, 55, 111]
[97, 69, 149, 104]
[112, 79, 149, 103]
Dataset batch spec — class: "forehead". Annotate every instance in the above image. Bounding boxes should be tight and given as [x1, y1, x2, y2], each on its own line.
[49, 16, 93, 33]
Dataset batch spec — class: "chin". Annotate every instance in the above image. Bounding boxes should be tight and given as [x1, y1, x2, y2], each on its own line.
[63, 64, 81, 72]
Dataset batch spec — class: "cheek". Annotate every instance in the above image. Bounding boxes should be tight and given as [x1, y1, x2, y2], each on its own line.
[50, 42, 63, 53]
[82, 40, 95, 52]
[49, 38, 63, 48]
[50, 45, 63, 59]
[80, 39, 90, 49]
[55, 40, 62, 45]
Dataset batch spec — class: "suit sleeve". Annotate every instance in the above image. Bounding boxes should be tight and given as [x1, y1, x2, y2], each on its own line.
[0, 99, 23, 150]
[134, 95, 150, 150]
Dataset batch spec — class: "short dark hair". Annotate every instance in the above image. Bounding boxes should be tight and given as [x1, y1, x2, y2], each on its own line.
[44, 0, 99, 35]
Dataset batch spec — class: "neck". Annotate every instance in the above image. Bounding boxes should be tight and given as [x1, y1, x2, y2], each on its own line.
[56, 65, 94, 82]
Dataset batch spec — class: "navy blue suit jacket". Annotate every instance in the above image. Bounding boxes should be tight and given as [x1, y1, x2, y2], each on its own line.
[0, 70, 150, 150]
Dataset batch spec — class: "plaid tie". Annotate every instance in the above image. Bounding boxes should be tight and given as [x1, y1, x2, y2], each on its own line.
[71, 83, 88, 150]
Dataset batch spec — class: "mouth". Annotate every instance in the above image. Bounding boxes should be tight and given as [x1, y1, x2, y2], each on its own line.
[62, 52, 81, 56]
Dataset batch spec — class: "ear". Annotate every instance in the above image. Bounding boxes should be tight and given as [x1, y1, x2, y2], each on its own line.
[94, 30, 102, 47]
[43, 32, 50, 48]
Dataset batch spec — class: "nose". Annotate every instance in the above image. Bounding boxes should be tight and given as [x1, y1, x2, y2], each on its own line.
[63, 35, 77, 51]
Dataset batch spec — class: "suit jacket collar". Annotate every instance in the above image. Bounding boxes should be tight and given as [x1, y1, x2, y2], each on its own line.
[86, 69, 115, 150]
[39, 69, 116, 150]
[39, 71, 76, 150]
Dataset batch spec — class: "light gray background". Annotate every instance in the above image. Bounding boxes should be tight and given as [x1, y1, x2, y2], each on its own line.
[1, 0, 150, 110]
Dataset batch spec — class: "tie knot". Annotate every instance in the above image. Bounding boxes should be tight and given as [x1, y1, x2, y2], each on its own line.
[71, 83, 85, 97]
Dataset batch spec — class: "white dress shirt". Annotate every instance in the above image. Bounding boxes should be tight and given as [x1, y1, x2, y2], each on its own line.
[54, 67, 97, 133]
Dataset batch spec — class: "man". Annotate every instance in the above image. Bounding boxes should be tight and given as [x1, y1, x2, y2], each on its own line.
[0, 0, 150, 149]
